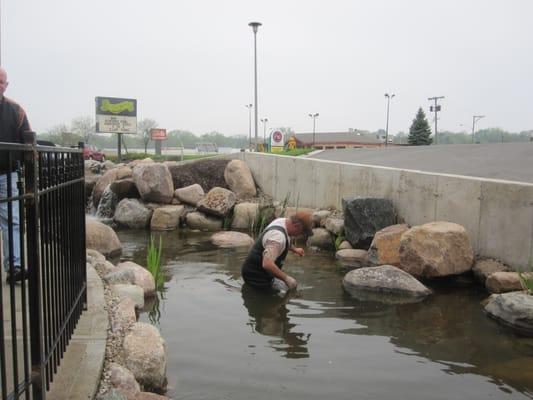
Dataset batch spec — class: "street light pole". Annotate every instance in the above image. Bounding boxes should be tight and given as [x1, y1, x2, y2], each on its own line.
[245, 104, 252, 150]
[428, 96, 445, 144]
[472, 115, 485, 144]
[308, 113, 319, 148]
[260, 118, 268, 150]
[249, 22, 262, 151]
[384, 93, 395, 147]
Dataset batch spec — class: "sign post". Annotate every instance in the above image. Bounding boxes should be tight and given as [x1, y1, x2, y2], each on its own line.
[95, 96, 137, 162]
[270, 129, 285, 153]
[150, 128, 167, 156]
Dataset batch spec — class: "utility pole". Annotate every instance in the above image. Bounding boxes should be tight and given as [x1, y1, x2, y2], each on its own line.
[309, 113, 319, 148]
[472, 115, 485, 144]
[249, 22, 262, 151]
[384, 93, 395, 146]
[428, 96, 444, 145]
[245, 104, 252, 150]
[260, 118, 268, 149]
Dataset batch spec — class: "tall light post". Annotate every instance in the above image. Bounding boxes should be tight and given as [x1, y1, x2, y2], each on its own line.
[309, 113, 319, 148]
[428, 96, 445, 144]
[249, 22, 262, 151]
[472, 115, 485, 144]
[384, 93, 395, 147]
[260, 118, 268, 149]
[245, 104, 252, 150]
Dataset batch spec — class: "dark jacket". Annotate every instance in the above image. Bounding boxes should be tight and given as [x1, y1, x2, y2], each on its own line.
[0, 96, 30, 174]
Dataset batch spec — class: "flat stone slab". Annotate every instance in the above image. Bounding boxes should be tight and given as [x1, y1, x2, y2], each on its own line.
[484, 291, 533, 336]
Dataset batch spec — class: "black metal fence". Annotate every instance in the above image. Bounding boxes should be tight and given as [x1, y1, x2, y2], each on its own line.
[0, 132, 86, 400]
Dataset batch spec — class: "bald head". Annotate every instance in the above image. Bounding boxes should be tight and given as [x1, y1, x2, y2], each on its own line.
[0, 67, 8, 97]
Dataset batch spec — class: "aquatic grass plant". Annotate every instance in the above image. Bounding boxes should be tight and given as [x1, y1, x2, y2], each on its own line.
[251, 192, 294, 238]
[334, 234, 345, 251]
[518, 272, 533, 295]
[147, 235, 165, 291]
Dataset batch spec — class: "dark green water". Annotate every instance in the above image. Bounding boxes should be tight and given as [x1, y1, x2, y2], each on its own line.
[117, 229, 533, 400]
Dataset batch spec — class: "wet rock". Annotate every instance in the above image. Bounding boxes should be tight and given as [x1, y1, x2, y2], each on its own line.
[343, 265, 431, 301]
[185, 212, 223, 231]
[312, 210, 332, 227]
[306, 228, 335, 250]
[211, 231, 254, 248]
[168, 158, 230, 192]
[96, 185, 118, 219]
[109, 362, 140, 399]
[93, 166, 133, 207]
[231, 202, 259, 230]
[174, 183, 204, 206]
[114, 199, 153, 229]
[342, 197, 397, 248]
[85, 175, 99, 201]
[223, 159, 257, 198]
[112, 284, 145, 309]
[117, 261, 156, 297]
[133, 163, 174, 204]
[338, 240, 353, 250]
[368, 224, 409, 266]
[110, 179, 140, 201]
[197, 187, 236, 217]
[335, 249, 369, 268]
[484, 292, 533, 336]
[86, 217, 122, 257]
[399, 221, 474, 278]
[486, 272, 532, 294]
[123, 322, 167, 392]
[473, 258, 511, 285]
[324, 217, 344, 236]
[150, 205, 185, 231]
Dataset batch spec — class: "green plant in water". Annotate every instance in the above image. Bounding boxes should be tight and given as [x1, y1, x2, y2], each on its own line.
[147, 235, 165, 291]
[334, 234, 345, 251]
[518, 272, 533, 295]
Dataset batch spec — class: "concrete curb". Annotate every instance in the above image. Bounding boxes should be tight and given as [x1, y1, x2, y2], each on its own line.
[47, 265, 109, 399]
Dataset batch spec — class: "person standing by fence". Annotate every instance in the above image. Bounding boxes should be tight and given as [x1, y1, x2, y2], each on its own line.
[0, 66, 31, 282]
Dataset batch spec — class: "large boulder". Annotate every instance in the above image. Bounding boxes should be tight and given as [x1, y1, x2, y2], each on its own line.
[485, 272, 533, 294]
[117, 261, 156, 297]
[324, 218, 344, 236]
[112, 284, 145, 309]
[398, 221, 474, 278]
[197, 187, 236, 217]
[123, 322, 167, 392]
[306, 228, 335, 250]
[133, 163, 174, 204]
[150, 205, 185, 231]
[368, 224, 409, 266]
[231, 202, 259, 230]
[174, 183, 204, 206]
[167, 158, 230, 192]
[472, 258, 511, 285]
[186, 212, 223, 231]
[211, 231, 254, 248]
[93, 166, 133, 207]
[114, 199, 153, 229]
[223, 159, 257, 198]
[112, 297, 137, 333]
[484, 292, 533, 336]
[335, 249, 369, 268]
[312, 210, 332, 227]
[343, 265, 431, 302]
[109, 362, 140, 399]
[342, 197, 397, 248]
[110, 178, 140, 201]
[86, 217, 122, 257]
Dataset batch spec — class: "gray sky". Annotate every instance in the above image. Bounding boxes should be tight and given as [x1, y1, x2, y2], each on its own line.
[2, 0, 532, 136]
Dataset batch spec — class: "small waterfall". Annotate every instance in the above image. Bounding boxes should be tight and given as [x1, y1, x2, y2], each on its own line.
[95, 184, 118, 220]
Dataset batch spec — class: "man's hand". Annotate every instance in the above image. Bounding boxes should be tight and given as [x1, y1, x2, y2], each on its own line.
[285, 275, 298, 290]
[291, 247, 305, 257]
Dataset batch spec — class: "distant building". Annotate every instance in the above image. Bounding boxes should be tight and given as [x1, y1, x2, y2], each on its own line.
[196, 142, 218, 153]
[291, 130, 395, 149]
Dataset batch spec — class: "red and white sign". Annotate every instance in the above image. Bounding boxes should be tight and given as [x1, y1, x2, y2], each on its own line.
[150, 128, 167, 141]
[271, 130, 284, 145]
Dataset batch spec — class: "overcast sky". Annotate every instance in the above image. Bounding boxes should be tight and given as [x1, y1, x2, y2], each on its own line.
[2, 0, 532, 136]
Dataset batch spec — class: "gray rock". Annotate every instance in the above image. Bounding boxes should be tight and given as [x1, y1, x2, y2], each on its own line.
[117, 261, 156, 298]
[197, 187, 236, 217]
[102, 160, 117, 170]
[112, 298, 137, 332]
[123, 322, 167, 392]
[168, 158, 230, 193]
[133, 163, 174, 204]
[114, 199, 153, 229]
[109, 362, 140, 399]
[96, 185, 118, 219]
[174, 183, 204, 206]
[211, 231, 254, 248]
[484, 292, 533, 336]
[93, 166, 133, 207]
[324, 217, 344, 236]
[150, 205, 185, 231]
[486, 272, 532, 294]
[223, 159, 257, 198]
[335, 249, 369, 268]
[104, 268, 136, 285]
[312, 210, 332, 227]
[342, 197, 397, 247]
[110, 178, 140, 201]
[86, 217, 122, 257]
[186, 211, 223, 231]
[112, 284, 145, 309]
[473, 258, 511, 285]
[93, 259, 116, 276]
[87, 249, 106, 264]
[306, 228, 335, 250]
[338, 240, 353, 250]
[85, 159, 102, 174]
[96, 389, 127, 400]
[231, 202, 259, 230]
[343, 265, 431, 302]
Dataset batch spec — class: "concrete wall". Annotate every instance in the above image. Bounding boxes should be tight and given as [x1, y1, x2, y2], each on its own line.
[232, 152, 533, 270]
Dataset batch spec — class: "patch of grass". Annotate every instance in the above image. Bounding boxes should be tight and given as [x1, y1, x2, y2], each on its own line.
[518, 272, 533, 295]
[106, 152, 215, 163]
[334, 234, 345, 251]
[147, 235, 164, 291]
[273, 148, 314, 157]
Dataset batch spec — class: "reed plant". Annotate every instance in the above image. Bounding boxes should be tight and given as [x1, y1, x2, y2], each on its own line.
[147, 235, 165, 291]
[518, 272, 533, 295]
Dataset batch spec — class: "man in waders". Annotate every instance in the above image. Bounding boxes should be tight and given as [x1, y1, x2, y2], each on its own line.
[241, 210, 314, 291]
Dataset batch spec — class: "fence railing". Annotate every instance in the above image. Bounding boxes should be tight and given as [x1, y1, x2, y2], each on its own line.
[0, 133, 86, 400]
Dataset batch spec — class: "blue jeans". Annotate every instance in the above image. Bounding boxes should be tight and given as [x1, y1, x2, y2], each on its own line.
[0, 172, 21, 271]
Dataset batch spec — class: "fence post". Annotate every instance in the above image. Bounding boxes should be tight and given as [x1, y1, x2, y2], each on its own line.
[23, 131, 45, 399]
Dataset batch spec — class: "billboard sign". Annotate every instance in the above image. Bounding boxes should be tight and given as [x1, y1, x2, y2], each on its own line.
[270, 129, 285, 153]
[95, 96, 137, 134]
[150, 128, 167, 141]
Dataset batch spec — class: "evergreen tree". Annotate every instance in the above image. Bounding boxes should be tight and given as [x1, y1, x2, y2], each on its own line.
[408, 108, 433, 145]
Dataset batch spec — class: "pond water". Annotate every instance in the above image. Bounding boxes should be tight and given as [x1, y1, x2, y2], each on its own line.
[117, 229, 533, 400]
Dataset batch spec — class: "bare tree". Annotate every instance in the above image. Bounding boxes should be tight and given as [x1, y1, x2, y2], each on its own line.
[138, 118, 158, 154]
[47, 123, 77, 146]
[71, 116, 95, 144]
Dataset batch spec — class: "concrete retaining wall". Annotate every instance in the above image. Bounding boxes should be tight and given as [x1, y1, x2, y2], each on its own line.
[230, 152, 533, 270]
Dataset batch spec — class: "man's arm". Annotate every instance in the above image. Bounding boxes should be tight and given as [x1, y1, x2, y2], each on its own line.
[262, 256, 298, 289]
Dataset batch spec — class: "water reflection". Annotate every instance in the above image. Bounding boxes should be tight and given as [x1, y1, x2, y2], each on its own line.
[241, 284, 310, 359]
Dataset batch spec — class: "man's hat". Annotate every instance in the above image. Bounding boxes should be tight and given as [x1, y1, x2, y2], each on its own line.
[292, 210, 314, 237]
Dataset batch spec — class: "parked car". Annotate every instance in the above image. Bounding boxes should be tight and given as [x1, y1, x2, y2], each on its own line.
[83, 145, 106, 161]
